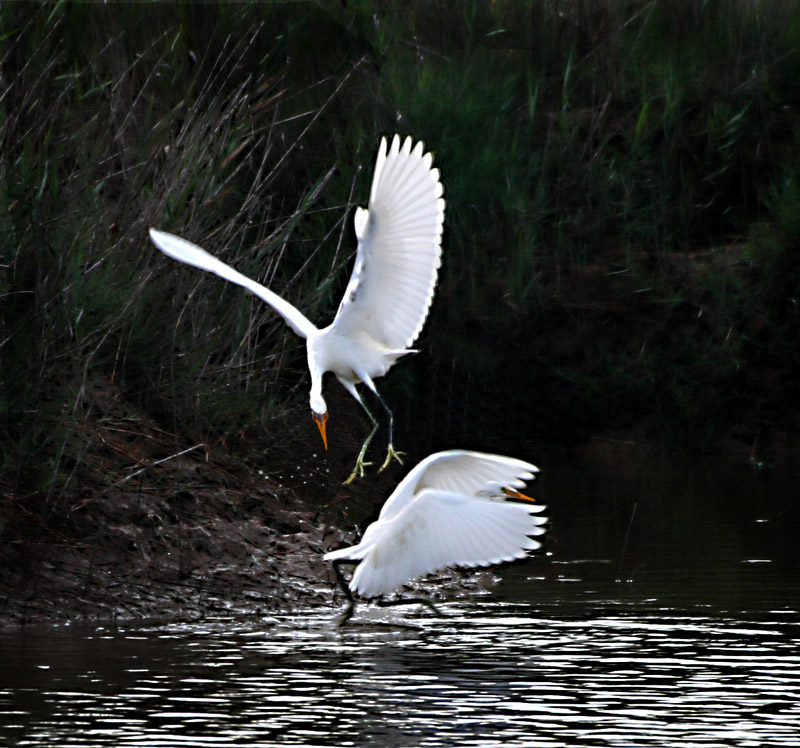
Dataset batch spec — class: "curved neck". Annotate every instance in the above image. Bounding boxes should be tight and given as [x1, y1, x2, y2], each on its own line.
[307, 336, 327, 414]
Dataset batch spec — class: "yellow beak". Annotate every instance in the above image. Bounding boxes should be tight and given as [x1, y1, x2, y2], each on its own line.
[313, 412, 329, 451]
[504, 488, 536, 502]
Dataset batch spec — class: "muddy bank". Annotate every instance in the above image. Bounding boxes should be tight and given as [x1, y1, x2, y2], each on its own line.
[0, 378, 340, 628]
[0, 378, 502, 629]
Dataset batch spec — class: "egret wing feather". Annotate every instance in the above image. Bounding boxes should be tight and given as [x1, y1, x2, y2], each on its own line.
[331, 135, 445, 351]
[380, 450, 539, 521]
[347, 488, 548, 599]
[149, 228, 317, 339]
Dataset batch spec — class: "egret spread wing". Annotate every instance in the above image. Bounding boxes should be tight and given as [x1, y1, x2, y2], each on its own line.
[380, 450, 539, 521]
[347, 488, 548, 599]
[331, 135, 445, 350]
[149, 228, 317, 339]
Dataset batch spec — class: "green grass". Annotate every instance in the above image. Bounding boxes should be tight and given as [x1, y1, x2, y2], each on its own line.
[350, 0, 800, 453]
[0, 3, 371, 493]
[2, 0, 800, 519]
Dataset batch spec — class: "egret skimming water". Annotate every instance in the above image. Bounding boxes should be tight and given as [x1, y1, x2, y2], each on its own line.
[324, 449, 548, 621]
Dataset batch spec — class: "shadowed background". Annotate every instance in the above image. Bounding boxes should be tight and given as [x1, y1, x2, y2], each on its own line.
[2, 1, 800, 621]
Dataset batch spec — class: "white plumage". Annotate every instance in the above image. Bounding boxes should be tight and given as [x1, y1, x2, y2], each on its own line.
[324, 450, 548, 605]
[149, 135, 445, 483]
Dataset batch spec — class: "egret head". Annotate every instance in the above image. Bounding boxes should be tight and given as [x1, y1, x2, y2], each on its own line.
[310, 391, 328, 451]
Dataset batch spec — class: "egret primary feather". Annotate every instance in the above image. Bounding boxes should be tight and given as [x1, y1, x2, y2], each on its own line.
[150, 135, 445, 483]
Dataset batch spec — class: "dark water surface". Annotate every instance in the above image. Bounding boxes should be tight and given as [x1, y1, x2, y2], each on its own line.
[2, 452, 799, 747]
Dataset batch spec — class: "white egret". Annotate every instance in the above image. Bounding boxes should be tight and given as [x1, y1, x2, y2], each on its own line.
[324, 449, 548, 621]
[149, 135, 445, 484]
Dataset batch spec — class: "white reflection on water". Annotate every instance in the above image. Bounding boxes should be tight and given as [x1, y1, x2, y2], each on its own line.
[1, 601, 800, 747]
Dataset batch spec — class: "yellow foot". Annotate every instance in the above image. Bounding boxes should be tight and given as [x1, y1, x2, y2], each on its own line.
[378, 444, 405, 473]
[343, 457, 373, 485]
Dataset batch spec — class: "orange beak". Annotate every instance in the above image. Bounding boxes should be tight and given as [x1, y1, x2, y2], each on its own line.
[504, 488, 536, 502]
[313, 412, 329, 451]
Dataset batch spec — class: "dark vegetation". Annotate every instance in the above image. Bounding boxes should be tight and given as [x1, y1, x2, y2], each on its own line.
[2, 0, 800, 623]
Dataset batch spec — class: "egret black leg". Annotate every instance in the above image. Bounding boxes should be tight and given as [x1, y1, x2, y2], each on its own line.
[343, 396, 379, 485]
[332, 559, 356, 602]
[332, 559, 359, 624]
[376, 596, 446, 617]
[372, 390, 405, 472]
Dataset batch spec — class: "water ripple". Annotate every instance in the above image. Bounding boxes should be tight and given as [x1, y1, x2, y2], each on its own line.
[3, 455, 800, 746]
[2, 602, 799, 747]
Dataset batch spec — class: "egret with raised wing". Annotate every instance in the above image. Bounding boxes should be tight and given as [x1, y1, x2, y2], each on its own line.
[149, 135, 444, 483]
[324, 449, 548, 622]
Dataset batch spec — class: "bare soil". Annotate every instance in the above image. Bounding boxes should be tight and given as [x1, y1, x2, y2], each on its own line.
[0, 377, 342, 628]
[0, 377, 496, 629]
